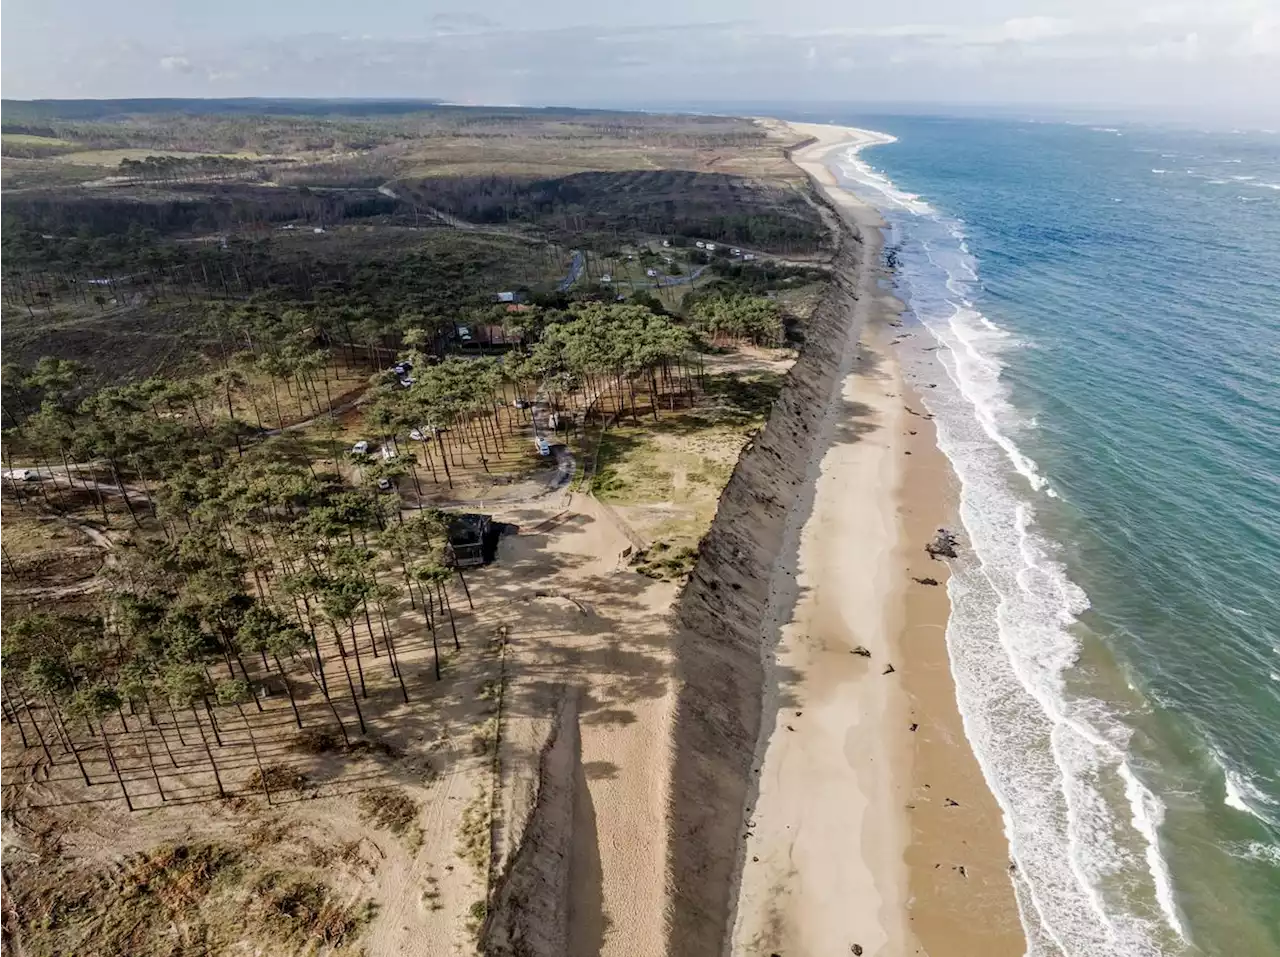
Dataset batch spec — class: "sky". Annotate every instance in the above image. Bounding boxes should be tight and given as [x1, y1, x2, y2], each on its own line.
[3, 0, 1279, 124]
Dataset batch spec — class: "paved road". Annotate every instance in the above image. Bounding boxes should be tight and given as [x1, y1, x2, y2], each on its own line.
[557, 250, 585, 292]
[654, 263, 711, 288]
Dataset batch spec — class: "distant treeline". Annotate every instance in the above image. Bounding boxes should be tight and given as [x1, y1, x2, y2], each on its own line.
[0, 220, 565, 323]
[1, 98, 447, 123]
[3, 123, 63, 138]
[403, 170, 828, 253]
[4, 166, 825, 254]
[3, 187, 399, 239]
[117, 154, 263, 183]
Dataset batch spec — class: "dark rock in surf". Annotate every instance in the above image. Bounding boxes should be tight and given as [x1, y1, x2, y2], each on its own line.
[926, 528, 960, 560]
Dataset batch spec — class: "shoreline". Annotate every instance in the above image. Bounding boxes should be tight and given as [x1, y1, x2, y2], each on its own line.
[725, 121, 1025, 955]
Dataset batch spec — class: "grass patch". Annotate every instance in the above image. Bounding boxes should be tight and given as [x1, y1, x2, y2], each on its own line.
[590, 427, 674, 503]
[630, 542, 699, 581]
[291, 729, 401, 762]
[252, 871, 374, 949]
[466, 898, 488, 937]
[590, 370, 781, 505]
[587, 369, 786, 547]
[457, 789, 491, 875]
[471, 716, 500, 756]
[246, 764, 309, 794]
[699, 370, 785, 424]
[3, 839, 368, 957]
[357, 786, 421, 849]
[120, 842, 239, 911]
[0, 511, 83, 557]
[2, 134, 77, 148]
[292, 727, 346, 754]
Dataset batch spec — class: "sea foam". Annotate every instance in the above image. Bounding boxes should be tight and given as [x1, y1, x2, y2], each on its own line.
[1215, 751, 1279, 826]
[1120, 761, 1187, 939]
[834, 136, 1190, 957]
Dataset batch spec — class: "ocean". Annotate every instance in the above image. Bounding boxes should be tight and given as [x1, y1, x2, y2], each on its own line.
[820, 114, 1280, 955]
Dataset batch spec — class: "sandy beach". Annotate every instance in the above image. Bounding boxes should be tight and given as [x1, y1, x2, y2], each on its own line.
[725, 122, 1026, 956]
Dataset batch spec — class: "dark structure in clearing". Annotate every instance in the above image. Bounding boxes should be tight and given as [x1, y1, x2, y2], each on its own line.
[446, 513, 495, 568]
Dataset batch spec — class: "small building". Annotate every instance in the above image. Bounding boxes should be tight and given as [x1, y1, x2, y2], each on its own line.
[446, 513, 495, 568]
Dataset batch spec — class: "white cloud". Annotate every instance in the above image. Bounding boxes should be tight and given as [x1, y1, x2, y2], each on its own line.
[1130, 30, 1202, 60]
[997, 17, 1074, 43]
[1232, 15, 1280, 55]
[159, 55, 191, 72]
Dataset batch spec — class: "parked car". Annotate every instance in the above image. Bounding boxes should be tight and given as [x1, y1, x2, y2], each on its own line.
[410, 426, 446, 440]
[512, 398, 531, 409]
[381, 446, 396, 461]
[535, 437, 551, 457]
[393, 363, 407, 375]
[351, 440, 370, 455]
[399, 377, 415, 389]
[2, 468, 35, 482]
[377, 477, 393, 491]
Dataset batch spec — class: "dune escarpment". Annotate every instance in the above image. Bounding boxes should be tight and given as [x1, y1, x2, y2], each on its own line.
[662, 199, 876, 955]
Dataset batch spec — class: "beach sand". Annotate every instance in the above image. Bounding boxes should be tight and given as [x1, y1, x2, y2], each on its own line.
[727, 123, 1025, 957]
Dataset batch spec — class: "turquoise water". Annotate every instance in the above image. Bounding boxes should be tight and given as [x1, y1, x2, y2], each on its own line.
[824, 115, 1280, 955]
